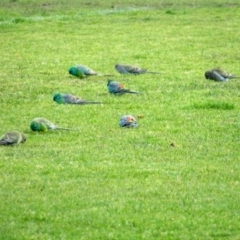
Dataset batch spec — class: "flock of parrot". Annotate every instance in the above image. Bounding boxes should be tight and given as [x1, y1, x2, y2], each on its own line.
[0, 63, 238, 146]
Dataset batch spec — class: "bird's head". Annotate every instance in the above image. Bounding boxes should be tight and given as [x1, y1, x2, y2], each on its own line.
[204, 70, 211, 79]
[107, 79, 113, 86]
[69, 67, 78, 76]
[69, 66, 85, 78]
[127, 116, 134, 122]
[53, 93, 63, 104]
[21, 133, 27, 143]
[30, 121, 48, 132]
[127, 116, 138, 127]
[69, 66, 76, 75]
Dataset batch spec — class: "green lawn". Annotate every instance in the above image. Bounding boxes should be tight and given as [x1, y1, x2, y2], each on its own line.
[0, 1, 240, 239]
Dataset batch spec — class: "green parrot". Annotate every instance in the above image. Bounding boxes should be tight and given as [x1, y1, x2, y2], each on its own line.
[30, 117, 75, 132]
[0, 131, 26, 145]
[205, 68, 239, 82]
[115, 64, 161, 74]
[68, 64, 113, 78]
[53, 93, 102, 104]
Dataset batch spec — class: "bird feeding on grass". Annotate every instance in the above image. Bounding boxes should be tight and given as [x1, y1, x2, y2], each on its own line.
[115, 64, 161, 75]
[69, 64, 113, 78]
[107, 80, 141, 95]
[53, 93, 103, 105]
[30, 117, 75, 132]
[0, 131, 26, 146]
[119, 115, 138, 128]
[205, 68, 239, 82]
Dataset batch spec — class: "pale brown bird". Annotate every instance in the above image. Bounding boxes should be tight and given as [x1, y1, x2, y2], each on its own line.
[0, 131, 26, 146]
[115, 64, 161, 75]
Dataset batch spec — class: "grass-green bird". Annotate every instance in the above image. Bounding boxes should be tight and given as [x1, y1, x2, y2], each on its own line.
[0, 131, 26, 145]
[68, 64, 113, 78]
[30, 117, 75, 132]
[205, 68, 239, 82]
[53, 93, 103, 104]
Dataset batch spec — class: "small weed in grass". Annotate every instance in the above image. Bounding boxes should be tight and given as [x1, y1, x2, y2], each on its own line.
[193, 102, 235, 110]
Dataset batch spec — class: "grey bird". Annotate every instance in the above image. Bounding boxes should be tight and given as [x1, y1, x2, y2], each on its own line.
[205, 68, 239, 82]
[107, 80, 141, 95]
[0, 131, 26, 146]
[53, 93, 103, 104]
[115, 64, 161, 75]
[119, 115, 138, 128]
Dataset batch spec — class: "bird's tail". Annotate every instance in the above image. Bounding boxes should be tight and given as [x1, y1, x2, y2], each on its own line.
[98, 74, 115, 77]
[79, 101, 103, 105]
[123, 89, 141, 94]
[118, 89, 141, 94]
[229, 76, 240, 79]
[128, 91, 141, 94]
[56, 127, 80, 131]
[146, 71, 161, 74]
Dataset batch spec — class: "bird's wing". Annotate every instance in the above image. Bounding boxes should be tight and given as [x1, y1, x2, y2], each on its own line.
[64, 93, 89, 104]
[1, 132, 17, 144]
[77, 65, 97, 75]
[116, 65, 129, 74]
[125, 65, 146, 74]
[214, 68, 229, 78]
[62, 94, 77, 104]
[212, 71, 226, 81]
[39, 118, 57, 130]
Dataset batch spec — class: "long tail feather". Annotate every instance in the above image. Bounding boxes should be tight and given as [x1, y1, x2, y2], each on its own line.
[122, 89, 141, 94]
[146, 71, 161, 74]
[128, 91, 141, 94]
[98, 74, 115, 77]
[56, 127, 80, 131]
[76, 101, 103, 104]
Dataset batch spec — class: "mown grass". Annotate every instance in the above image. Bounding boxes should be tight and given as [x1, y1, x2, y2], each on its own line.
[0, 0, 240, 239]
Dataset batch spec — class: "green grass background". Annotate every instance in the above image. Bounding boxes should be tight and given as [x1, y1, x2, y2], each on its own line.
[0, 0, 240, 239]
